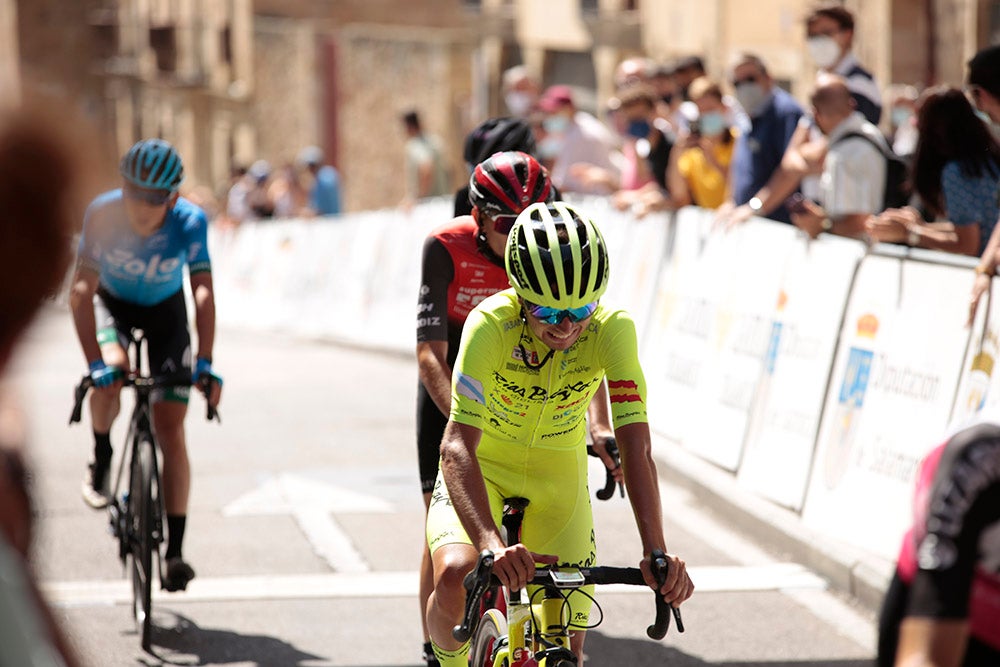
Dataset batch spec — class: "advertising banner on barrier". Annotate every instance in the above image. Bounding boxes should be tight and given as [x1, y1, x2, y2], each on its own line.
[643, 207, 717, 443]
[801, 252, 974, 559]
[737, 234, 866, 510]
[950, 273, 1000, 425]
[643, 209, 794, 470]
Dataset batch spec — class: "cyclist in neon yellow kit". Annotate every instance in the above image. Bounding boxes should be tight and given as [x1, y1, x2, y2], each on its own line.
[425, 201, 694, 665]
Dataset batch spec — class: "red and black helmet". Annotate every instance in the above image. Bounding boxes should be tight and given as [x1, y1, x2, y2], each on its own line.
[468, 151, 553, 218]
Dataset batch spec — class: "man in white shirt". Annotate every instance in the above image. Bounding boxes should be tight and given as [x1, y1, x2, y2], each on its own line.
[536, 85, 622, 195]
[790, 74, 886, 240]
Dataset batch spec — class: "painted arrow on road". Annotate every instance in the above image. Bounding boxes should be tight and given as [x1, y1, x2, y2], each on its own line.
[223, 473, 394, 573]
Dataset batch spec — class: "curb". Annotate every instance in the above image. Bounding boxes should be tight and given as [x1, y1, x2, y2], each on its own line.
[650, 436, 894, 614]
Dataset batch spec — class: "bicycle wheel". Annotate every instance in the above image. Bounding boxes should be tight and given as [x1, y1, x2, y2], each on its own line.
[129, 438, 156, 651]
[470, 608, 508, 667]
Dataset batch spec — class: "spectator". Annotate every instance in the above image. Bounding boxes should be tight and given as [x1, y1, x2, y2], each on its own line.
[501, 65, 542, 118]
[789, 74, 887, 240]
[453, 116, 540, 217]
[536, 84, 622, 195]
[886, 84, 920, 159]
[717, 52, 805, 225]
[666, 76, 738, 210]
[672, 55, 706, 102]
[648, 61, 683, 131]
[614, 56, 655, 90]
[0, 109, 84, 667]
[269, 162, 309, 219]
[805, 4, 883, 124]
[876, 419, 1000, 667]
[296, 145, 341, 216]
[604, 84, 675, 217]
[227, 159, 275, 223]
[401, 109, 450, 207]
[965, 45, 1000, 323]
[868, 87, 1000, 256]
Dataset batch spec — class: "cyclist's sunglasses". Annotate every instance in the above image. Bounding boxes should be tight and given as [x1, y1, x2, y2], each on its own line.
[491, 213, 519, 234]
[525, 300, 598, 324]
[124, 183, 173, 206]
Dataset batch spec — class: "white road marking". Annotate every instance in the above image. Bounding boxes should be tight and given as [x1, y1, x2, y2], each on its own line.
[223, 474, 393, 573]
[41, 563, 825, 608]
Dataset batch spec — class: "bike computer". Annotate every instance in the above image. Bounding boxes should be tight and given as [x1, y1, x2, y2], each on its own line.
[548, 569, 585, 588]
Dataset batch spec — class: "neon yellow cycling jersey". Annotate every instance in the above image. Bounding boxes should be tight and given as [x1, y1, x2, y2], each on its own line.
[450, 288, 648, 448]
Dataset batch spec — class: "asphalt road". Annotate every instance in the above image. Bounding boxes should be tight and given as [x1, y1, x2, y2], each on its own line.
[7, 307, 878, 666]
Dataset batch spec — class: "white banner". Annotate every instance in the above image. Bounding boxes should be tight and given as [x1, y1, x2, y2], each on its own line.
[801, 253, 974, 559]
[737, 234, 867, 510]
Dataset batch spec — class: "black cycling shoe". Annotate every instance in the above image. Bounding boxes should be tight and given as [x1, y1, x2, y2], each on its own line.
[422, 641, 440, 667]
[163, 557, 196, 592]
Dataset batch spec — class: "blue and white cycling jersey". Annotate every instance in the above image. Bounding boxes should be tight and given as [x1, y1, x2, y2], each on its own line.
[78, 190, 212, 306]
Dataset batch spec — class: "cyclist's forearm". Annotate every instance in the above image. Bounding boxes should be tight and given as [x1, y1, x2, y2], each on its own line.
[191, 274, 216, 360]
[69, 272, 102, 364]
[616, 422, 667, 555]
[440, 422, 504, 551]
[417, 341, 452, 416]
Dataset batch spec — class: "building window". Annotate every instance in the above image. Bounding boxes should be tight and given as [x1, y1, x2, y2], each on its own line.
[149, 25, 177, 73]
[990, 1, 1000, 45]
[581, 0, 599, 11]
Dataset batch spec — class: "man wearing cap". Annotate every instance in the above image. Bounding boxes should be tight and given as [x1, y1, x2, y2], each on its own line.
[536, 84, 622, 195]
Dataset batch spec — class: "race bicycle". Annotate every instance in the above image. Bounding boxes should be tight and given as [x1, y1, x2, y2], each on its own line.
[69, 331, 218, 651]
[453, 496, 684, 666]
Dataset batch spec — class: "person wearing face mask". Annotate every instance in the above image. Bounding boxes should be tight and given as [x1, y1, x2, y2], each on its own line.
[666, 77, 737, 210]
[502, 65, 542, 119]
[606, 84, 676, 216]
[885, 84, 920, 159]
[536, 84, 622, 195]
[789, 74, 888, 241]
[805, 5, 882, 125]
[716, 52, 804, 226]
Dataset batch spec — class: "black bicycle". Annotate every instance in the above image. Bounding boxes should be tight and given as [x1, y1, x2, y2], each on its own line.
[69, 333, 218, 651]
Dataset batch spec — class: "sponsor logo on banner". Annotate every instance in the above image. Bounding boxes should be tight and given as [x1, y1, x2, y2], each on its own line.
[824, 313, 878, 490]
[608, 379, 642, 404]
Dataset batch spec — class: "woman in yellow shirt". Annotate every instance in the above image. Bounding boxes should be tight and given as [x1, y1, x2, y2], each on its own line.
[667, 76, 738, 209]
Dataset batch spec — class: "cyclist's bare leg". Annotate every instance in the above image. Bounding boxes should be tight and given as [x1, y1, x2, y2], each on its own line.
[426, 542, 478, 652]
[152, 400, 189, 515]
[420, 491, 434, 643]
[572, 630, 586, 663]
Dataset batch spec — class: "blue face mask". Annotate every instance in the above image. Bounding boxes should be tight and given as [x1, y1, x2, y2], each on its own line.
[626, 119, 651, 139]
[543, 115, 570, 134]
[697, 112, 727, 137]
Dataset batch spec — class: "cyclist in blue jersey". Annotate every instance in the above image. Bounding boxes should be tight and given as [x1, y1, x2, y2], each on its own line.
[69, 138, 223, 592]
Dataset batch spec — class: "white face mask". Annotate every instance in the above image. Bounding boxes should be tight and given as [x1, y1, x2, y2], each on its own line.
[735, 82, 770, 118]
[505, 92, 534, 117]
[807, 36, 842, 69]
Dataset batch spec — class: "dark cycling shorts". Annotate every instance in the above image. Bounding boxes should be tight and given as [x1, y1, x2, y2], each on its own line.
[94, 287, 192, 403]
[416, 382, 448, 494]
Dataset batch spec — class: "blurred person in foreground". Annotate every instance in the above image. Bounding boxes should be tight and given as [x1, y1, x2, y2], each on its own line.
[0, 109, 85, 667]
[71, 138, 223, 592]
[868, 88, 1000, 255]
[790, 74, 887, 240]
[876, 416, 1000, 667]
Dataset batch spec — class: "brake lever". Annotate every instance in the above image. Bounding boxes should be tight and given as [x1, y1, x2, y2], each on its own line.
[452, 550, 494, 643]
[587, 437, 623, 501]
[647, 548, 684, 639]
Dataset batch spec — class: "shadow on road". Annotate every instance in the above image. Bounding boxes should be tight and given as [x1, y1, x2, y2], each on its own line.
[135, 611, 327, 666]
[584, 630, 873, 667]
